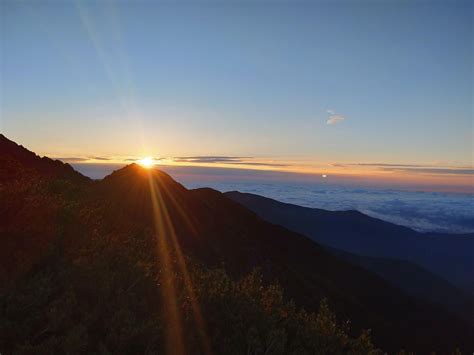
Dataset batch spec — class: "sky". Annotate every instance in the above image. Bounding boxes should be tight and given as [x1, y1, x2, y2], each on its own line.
[1, 0, 473, 192]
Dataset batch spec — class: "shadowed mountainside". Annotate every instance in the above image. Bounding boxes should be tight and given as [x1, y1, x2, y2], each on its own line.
[0, 134, 89, 184]
[326, 247, 474, 324]
[1, 134, 473, 353]
[225, 191, 474, 294]
[225, 191, 474, 323]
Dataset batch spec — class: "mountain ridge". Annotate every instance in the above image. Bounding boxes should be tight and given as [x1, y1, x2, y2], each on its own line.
[0, 133, 89, 184]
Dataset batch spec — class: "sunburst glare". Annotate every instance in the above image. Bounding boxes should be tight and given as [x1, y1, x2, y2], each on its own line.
[138, 157, 155, 168]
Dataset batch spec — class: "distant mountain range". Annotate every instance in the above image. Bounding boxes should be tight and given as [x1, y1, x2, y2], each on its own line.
[1, 134, 473, 353]
[226, 191, 474, 294]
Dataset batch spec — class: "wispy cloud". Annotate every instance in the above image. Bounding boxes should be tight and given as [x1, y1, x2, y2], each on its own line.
[90, 156, 111, 161]
[227, 161, 288, 167]
[333, 162, 474, 175]
[174, 156, 251, 163]
[56, 156, 113, 162]
[381, 167, 474, 175]
[56, 157, 89, 162]
[327, 115, 345, 125]
[125, 157, 163, 162]
[354, 163, 431, 168]
[173, 156, 287, 168]
[326, 109, 345, 125]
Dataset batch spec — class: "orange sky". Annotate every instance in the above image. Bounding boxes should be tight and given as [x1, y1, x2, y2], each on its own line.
[52, 155, 473, 194]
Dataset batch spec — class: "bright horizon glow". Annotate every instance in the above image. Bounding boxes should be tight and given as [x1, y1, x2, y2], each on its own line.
[52, 153, 473, 194]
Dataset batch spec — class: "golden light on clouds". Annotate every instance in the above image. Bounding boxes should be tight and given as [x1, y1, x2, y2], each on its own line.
[52, 154, 473, 193]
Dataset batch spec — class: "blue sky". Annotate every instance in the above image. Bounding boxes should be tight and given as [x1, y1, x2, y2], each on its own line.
[1, 0, 472, 190]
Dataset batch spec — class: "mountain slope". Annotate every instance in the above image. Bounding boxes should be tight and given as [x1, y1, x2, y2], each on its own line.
[1, 135, 473, 353]
[326, 247, 474, 324]
[88, 170, 474, 352]
[225, 191, 474, 294]
[0, 134, 91, 282]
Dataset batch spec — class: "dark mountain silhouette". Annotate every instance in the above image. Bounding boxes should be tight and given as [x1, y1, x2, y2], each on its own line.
[0, 134, 89, 184]
[226, 191, 474, 295]
[1, 134, 473, 353]
[0, 135, 91, 283]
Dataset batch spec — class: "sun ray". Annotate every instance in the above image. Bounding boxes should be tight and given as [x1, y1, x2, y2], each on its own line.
[152, 180, 212, 354]
[148, 170, 212, 355]
[154, 176, 199, 236]
[147, 173, 185, 355]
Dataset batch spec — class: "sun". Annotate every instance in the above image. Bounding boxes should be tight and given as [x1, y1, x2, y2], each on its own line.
[138, 157, 155, 168]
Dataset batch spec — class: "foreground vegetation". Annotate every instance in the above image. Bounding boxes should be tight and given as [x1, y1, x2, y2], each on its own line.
[0, 228, 380, 354]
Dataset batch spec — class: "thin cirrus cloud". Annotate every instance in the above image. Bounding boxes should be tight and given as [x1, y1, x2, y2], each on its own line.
[91, 156, 111, 161]
[326, 109, 345, 125]
[56, 156, 112, 162]
[124, 157, 164, 162]
[173, 156, 288, 167]
[56, 157, 89, 162]
[381, 167, 474, 175]
[334, 162, 474, 175]
[173, 156, 251, 163]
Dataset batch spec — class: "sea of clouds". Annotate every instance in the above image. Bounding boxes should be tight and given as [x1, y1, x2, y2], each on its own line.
[187, 180, 474, 234]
